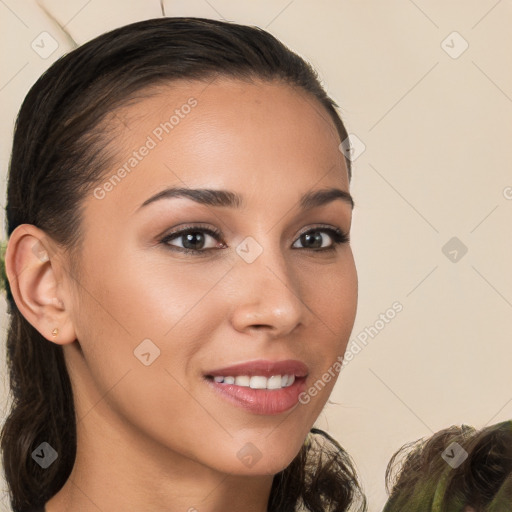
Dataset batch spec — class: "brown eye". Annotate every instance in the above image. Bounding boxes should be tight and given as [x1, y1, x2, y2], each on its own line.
[292, 228, 349, 251]
[160, 226, 225, 254]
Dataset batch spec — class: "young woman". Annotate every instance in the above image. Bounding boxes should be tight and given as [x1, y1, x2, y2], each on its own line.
[1, 17, 367, 512]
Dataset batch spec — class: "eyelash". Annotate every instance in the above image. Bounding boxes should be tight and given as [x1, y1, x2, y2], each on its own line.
[159, 224, 350, 256]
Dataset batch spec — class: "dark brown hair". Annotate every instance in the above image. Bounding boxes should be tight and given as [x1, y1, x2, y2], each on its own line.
[383, 420, 512, 511]
[1, 17, 363, 512]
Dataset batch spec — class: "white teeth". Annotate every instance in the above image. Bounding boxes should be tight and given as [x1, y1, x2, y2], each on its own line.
[211, 374, 296, 390]
[234, 375, 250, 386]
[267, 375, 282, 389]
[249, 376, 267, 389]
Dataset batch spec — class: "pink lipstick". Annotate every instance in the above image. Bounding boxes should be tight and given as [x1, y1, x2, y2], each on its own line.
[204, 359, 308, 415]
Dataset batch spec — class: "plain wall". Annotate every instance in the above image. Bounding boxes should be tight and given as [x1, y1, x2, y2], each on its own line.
[1, 1, 511, 511]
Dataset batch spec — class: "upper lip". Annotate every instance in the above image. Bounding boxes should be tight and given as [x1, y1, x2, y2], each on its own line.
[206, 359, 309, 378]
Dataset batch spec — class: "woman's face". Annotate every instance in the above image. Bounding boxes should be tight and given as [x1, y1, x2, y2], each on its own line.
[63, 77, 357, 477]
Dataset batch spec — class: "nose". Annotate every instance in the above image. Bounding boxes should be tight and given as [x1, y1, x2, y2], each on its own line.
[228, 239, 309, 338]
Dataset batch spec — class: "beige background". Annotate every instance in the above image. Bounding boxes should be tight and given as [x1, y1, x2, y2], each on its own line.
[1, 1, 511, 511]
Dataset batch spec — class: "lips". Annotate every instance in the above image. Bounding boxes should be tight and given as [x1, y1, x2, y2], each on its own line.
[205, 359, 309, 379]
[204, 359, 309, 415]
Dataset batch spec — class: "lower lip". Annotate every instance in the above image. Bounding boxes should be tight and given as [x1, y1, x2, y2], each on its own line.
[206, 377, 307, 415]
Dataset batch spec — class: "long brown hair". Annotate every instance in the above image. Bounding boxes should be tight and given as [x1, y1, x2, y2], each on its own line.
[1, 17, 365, 512]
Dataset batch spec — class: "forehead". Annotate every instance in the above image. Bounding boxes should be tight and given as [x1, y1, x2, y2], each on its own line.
[112, 76, 344, 160]
[89, 77, 349, 217]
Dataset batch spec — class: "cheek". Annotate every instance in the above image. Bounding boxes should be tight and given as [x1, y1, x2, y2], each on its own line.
[309, 251, 358, 348]
[67, 247, 233, 444]
[78, 239, 229, 337]
[70, 245, 236, 396]
[299, 252, 357, 405]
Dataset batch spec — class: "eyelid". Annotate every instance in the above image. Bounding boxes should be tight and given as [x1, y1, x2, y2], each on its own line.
[296, 223, 342, 237]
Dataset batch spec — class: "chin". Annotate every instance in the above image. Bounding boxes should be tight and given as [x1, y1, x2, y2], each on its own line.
[213, 439, 304, 477]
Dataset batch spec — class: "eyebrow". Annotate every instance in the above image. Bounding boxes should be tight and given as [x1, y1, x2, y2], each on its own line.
[137, 186, 354, 212]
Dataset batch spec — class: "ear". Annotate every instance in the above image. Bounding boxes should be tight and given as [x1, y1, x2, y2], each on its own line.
[5, 224, 77, 344]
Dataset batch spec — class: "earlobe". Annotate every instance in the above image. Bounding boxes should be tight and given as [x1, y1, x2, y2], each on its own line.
[5, 224, 77, 345]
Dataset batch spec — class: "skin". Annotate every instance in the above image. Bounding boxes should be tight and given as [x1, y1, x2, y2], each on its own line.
[6, 77, 357, 512]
